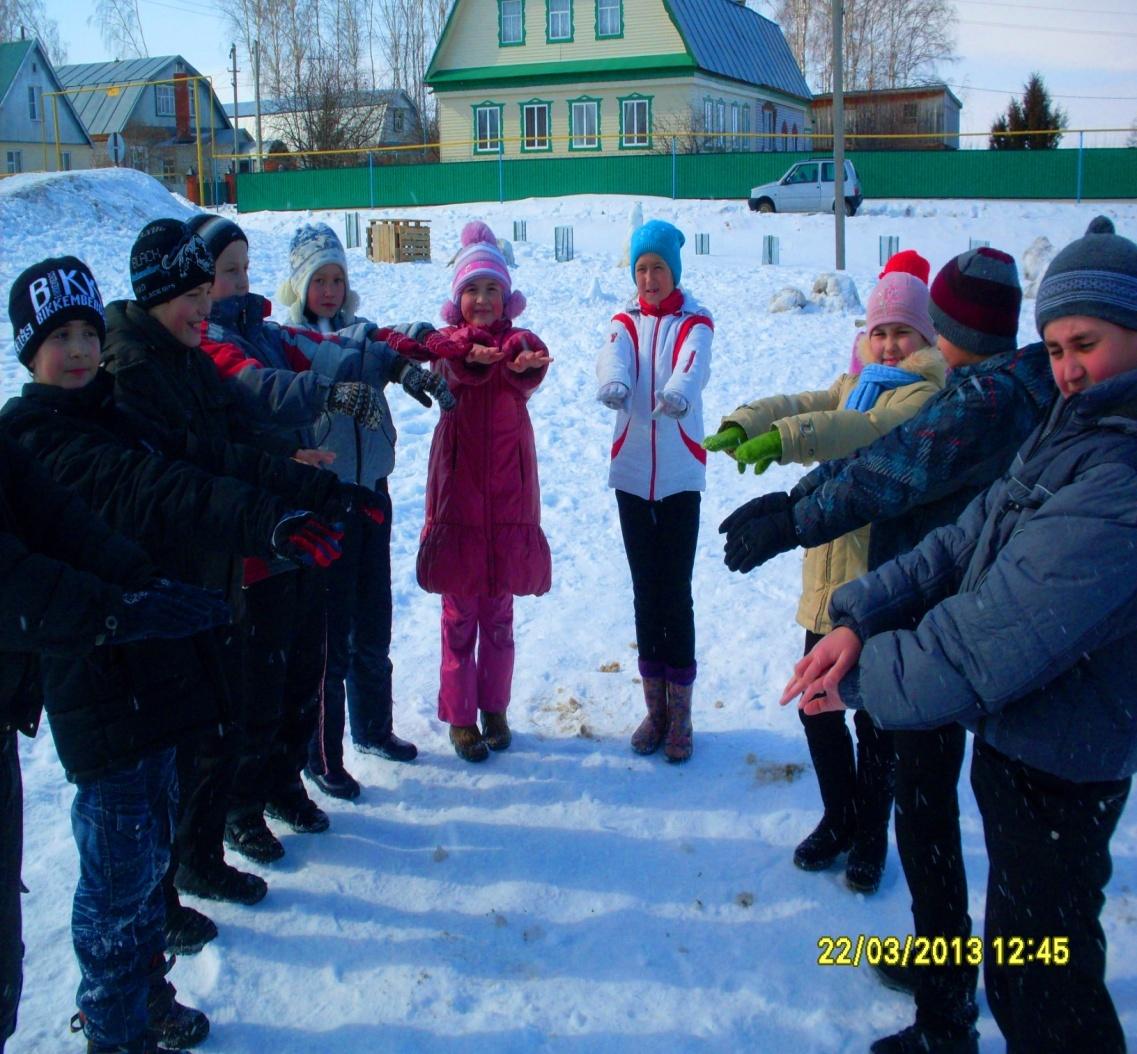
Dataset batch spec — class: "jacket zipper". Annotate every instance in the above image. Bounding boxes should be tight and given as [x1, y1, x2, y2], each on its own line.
[648, 316, 662, 501]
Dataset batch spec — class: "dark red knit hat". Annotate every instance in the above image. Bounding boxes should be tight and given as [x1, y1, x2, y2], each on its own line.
[879, 249, 930, 284]
[929, 247, 1022, 356]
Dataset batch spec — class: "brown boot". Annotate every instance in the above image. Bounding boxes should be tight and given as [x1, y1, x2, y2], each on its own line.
[449, 724, 489, 763]
[663, 680, 694, 763]
[480, 710, 512, 751]
[630, 675, 668, 755]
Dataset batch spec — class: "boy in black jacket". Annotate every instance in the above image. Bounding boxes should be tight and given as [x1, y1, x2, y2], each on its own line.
[0, 426, 228, 1054]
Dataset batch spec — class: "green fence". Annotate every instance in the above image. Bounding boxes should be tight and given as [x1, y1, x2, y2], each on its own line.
[236, 146, 1137, 213]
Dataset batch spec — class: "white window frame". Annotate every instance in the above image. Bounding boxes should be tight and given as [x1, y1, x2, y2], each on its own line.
[474, 104, 503, 153]
[27, 86, 38, 121]
[621, 97, 649, 148]
[155, 84, 175, 117]
[597, 0, 621, 37]
[61, 151, 72, 171]
[6, 150, 22, 174]
[500, 0, 523, 45]
[731, 102, 740, 151]
[570, 99, 599, 150]
[522, 101, 551, 151]
[548, 0, 571, 41]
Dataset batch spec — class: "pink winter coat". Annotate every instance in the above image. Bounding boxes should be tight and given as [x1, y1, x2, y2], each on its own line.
[416, 319, 553, 597]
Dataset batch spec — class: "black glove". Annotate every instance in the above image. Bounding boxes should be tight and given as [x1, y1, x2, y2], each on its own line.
[326, 381, 385, 430]
[391, 359, 457, 411]
[328, 482, 386, 526]
[718, 492, 799, 573]
[102, 578, 231, 645]
[271, 511, 344, 568]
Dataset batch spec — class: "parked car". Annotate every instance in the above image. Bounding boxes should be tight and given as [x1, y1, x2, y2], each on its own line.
[748, 159, 863, 216]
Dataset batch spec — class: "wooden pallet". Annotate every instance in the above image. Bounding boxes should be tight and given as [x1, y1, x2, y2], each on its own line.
[366, 219, 431, 263]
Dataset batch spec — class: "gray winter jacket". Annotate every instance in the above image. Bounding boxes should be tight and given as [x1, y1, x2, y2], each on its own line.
[832, 367, 1137, 782]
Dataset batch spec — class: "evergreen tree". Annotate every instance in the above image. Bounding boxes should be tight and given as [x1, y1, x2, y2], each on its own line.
[989, 73, 1067, 150]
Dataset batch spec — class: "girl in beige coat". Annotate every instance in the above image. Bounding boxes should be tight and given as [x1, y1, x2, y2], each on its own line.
[705, 260, 945, 893]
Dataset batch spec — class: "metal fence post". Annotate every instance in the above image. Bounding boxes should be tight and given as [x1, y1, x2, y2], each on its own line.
[672, 137, 678, 199]
[1076, 130, 1084, 204]
[498, 139, 505, 204]
[368, 153, 375, 209]
[879, 235, 899, 266]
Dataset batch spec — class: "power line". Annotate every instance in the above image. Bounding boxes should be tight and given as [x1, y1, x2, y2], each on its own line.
[956, 0, 1137, 15]
[944, 82, 1137, 102]
[138, 0, 227, 21]
[958, 17, 1137, 37]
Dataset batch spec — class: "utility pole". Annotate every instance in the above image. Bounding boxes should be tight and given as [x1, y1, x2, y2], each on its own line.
[253, 39, 264, 173]
[229, 44, 239, 161]
[832, 0, 846, 270]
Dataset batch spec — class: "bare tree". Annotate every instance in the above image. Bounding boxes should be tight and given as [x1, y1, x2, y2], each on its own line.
[1127, 119, 1137, 149]
[770, 0, 955, 92]
[0, 0, 65, 63]
[90, 0, 148, 58]
[375, 0, 449, 140]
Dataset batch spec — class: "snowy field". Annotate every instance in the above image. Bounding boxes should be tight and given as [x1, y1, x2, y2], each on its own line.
[2, 169, 1136, 1053]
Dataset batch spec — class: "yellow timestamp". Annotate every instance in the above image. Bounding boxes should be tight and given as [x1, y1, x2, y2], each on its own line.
[816, 935, 1070, 968]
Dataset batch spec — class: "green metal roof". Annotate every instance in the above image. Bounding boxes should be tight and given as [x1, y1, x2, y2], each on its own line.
[0, 39, 34, 110]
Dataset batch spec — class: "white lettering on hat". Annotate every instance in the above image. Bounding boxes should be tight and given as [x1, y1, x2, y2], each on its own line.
[28, 275, 52, 312]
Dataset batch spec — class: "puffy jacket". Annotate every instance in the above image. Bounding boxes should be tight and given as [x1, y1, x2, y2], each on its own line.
[416, 319, 552, 597]
[596, 289, 713, 501]
[791, 342, 1056, 571]
[833, 366, 1137, 783]
[102, 300, 340, 598]
[200, 293, 404, 484]
[723, 345, 945, 632]
[0, 435, 153, 743]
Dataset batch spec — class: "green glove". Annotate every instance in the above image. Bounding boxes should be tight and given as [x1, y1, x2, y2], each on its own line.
[702, 424, 746, 453]
[734, 429, 782, 475]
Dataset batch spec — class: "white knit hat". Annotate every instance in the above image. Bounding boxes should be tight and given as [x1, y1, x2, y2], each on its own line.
[276, 222, 359, 324]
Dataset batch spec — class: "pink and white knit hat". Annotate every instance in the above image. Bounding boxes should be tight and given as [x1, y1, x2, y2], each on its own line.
[865, 271, 936, 347]
[441, 221, 526, 325]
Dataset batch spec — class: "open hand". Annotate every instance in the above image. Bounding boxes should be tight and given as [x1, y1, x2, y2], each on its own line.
[293, 448, 336, 468]
[779, 627, 862, 714]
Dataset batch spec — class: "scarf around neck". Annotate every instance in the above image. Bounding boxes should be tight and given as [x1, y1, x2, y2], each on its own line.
[845, 362, 915, 413]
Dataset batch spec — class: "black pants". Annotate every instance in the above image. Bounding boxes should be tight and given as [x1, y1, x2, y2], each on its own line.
[799, 631, 894, 836]
[229, 569, 326, 820]
[893, 723, 977, 1031]
[615, 489, 699, 670]
[0, 734, 23, 1052]
[309, 482, 394, 775]
[972, 741, 1129, 1054]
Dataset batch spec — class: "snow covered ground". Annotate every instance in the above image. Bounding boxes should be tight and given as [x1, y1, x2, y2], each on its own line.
[2, 170, 1136, 1053]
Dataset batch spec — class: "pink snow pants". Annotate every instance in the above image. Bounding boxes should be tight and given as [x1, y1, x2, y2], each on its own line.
[437, 593, 515, 726]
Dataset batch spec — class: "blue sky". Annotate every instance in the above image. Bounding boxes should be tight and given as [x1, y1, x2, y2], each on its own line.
[42, 0, 1137, 141]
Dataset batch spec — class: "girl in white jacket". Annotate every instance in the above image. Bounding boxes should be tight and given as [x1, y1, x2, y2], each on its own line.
[596, 220, 713, 762]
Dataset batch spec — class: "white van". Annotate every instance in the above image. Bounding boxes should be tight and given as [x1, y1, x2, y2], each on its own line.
[748, 159, 863, 216]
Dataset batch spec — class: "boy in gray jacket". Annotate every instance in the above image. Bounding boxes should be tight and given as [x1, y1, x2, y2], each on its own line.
[784, 217, 1137, 1054]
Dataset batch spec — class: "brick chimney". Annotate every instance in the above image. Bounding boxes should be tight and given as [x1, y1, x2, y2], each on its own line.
[174, 71, 191, 142]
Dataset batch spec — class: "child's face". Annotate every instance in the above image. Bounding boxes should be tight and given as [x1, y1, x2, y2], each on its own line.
[211, 240, 250, 300]
[149, 283, 212, 348]
[306, 264, 347, 319]
[1044, 315, 1137, 398]
[459, 277, 505, 327]
[29, 318, 100, 389]
[936, 334, 983, 370]
[868, 323, 922, 367]
[635, 253, 675, 306]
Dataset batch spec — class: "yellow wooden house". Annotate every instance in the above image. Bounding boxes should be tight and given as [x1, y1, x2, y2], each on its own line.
[425, 0, 812, 161]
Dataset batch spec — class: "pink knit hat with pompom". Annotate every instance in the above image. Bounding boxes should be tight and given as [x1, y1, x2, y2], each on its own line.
[442, 220, 526, 325]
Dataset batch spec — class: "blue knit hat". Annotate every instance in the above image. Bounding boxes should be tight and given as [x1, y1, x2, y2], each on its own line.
[630, 220, 685, 288]
[1035, 216, 1137, 336]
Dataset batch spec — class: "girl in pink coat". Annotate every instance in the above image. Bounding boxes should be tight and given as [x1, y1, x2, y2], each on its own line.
[418, 221, 554, 762]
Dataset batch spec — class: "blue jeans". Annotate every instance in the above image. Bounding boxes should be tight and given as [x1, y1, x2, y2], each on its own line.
[71, 749, 177, 1047]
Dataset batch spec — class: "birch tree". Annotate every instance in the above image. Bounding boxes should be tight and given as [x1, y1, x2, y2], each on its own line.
[0, 0, 65, 63]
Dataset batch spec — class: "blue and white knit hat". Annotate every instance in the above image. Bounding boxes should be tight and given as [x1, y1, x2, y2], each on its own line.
[630, 219, 685, 288]
[1035, 216, 1137, 335]
[276, 222, 359, 323]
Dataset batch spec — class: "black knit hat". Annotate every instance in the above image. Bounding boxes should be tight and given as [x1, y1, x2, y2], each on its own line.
[929, 247, 1022, 357]
[130, 219, 215, 308]
[186, 213, 247, 262]
[1035, 216, 1137, 336]
[8, 256, 106, 367]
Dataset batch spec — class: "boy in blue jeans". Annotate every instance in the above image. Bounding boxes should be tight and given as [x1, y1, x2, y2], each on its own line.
[784, 216, 1137, 1054]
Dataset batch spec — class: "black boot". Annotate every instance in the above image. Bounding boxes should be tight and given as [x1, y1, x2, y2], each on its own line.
[174, 859, 268, 905]
[224, 812, 285, 862]
[265, 780, 329, 833]
[795, 706, 856, 870]
[845, 711, 895, 893]
[164, 903, 217, 956]
[870, 1022, 978, 1053]
[147, 954, 209, 1049]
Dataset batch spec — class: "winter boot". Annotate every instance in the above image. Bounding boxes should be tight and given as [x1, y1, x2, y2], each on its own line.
[480, 711, 512, 752]
[147, 955, 209, 1049]
[164, 903, 217, 956]
[845, 713, 895, 893]
[224, 812, 285, 863]
[795, 707, 857, 870]
[304, 764, 361, 801]
[85, 1037, 187, 1054]
[630, 665, 668, 755]
[663, 667, 695, 763]
[449, 724, 489, 763]
[869, 1022, 978, 1053]
[174, 859, 268, 905]
[265, 782, 330, 834]
[354, 732, 418, 762]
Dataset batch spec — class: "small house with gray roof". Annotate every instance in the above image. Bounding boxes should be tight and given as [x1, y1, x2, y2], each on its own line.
[0, 38, 92, 174]
[56, 55, 232, 192]
[425, 0, 812, 161]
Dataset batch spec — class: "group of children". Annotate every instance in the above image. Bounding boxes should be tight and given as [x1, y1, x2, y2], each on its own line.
[1, 205, 1135, 1054]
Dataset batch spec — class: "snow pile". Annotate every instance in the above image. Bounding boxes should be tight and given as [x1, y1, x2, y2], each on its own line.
[809, 271, 863, 313]
[1021, 235, 1056, 299]
[2, 171, 1136, 1053]
[768, 286, 807, 313]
